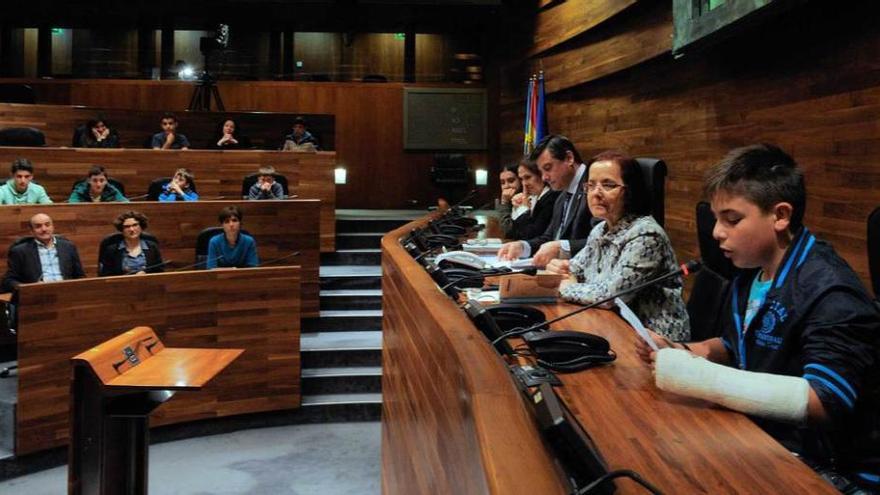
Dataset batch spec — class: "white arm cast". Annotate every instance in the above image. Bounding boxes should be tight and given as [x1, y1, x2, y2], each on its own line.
[655, 348, 810, 424]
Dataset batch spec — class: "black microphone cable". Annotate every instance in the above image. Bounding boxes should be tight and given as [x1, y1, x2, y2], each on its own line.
[172, 254, 224, 271]
[256, 251, 301, 267]
[492, 260, 702, 346]
[440, 266, 538, 292]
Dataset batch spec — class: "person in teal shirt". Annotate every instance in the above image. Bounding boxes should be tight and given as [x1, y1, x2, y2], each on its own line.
[206, 205, 259, 269]
[0, 158, 53, 205]
[68, 165, 128, 203]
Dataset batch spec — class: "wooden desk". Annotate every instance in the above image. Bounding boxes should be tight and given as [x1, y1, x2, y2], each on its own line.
[15, 266, 301, 455]
[381, 214, 837, 494]
[0, 146, 336, 251]
[0, 200, 321, 316]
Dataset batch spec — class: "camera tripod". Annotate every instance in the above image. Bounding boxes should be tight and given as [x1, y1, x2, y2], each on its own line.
[188, 71, 225, 111]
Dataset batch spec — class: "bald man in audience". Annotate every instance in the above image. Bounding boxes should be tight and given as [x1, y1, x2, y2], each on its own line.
[1, 213, 86, 292]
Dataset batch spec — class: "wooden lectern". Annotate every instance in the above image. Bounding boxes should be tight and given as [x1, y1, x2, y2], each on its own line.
[68, 326, 243, 495]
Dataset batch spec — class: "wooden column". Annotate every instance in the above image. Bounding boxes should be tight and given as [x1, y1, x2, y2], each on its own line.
[0, 25, 13, 77]
[37, 26, 52, 77]
[268, 31, 281, 79]
[137, 27, 156, 79]
[282, 30, 295, 79]
[160, 27, 174, 79]
[404, 28, 416, 83]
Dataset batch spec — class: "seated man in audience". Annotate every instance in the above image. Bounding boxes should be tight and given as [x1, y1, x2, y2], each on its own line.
[496, 135, 591, 265]
[0, 158, 52, 205]
[1, 213, 85, 292]
[281, 116, 320, 151]
[207, 205, 259, 269]
[151, 112, 190, 150]
[68, 165, 128, 203]
[158, 168, 199, 202]
[637, 144, 880, 494]
[248, 166, 285, 200]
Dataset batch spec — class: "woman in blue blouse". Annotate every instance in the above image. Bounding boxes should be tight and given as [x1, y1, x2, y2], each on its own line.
[98, 211, 164, 276]
[158, 168, 199, 202]
[207, 205, 259, 269]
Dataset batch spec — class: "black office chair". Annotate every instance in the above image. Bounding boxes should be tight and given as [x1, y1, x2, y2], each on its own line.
[0, 84, 35, 104]
[241, 173, 290, 199]
[194, 227, 251, 268]
[634, 157, 667, 227]
[0, 127, 46, 147]
[868, 206, 880, 298]
[0, 236, 39, 378]
[71, 177, 127, 197]
[686, 201, 736, 341]
[146, 177, 198, 201]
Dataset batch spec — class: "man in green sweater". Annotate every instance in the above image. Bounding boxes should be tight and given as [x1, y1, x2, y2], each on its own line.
[0, 158, 53, 205]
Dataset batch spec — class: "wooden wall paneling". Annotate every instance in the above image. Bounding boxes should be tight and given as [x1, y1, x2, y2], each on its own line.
[535, 1, 673, 95]
[528, 0, 640, 57]
[381, 216, 567, 494]
[501, 1, 880, 287]
[15, 266, 301, 455]
[0, 102, 336, 151]
[0, 200, 321, 316]
[0, 147, 336, 252]
[0, 79, 493, 208]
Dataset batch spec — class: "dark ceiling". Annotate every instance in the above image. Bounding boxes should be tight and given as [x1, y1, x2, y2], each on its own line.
[0, 0, 514, 33]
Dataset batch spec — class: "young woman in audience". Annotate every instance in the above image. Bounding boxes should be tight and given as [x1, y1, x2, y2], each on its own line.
[500, 159, 560, 240]
[98, 211, 164, 276]
[76, 118, 119, 148]
[207, 205, 259, 269]
[158, 168, 199, 202]
[212, 118, 251, 150]
[547, 150, 690, 341]
[68, 165, 128, 203]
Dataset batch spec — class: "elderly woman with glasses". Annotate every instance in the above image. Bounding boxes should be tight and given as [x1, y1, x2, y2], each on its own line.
[546, 150, 690, 341]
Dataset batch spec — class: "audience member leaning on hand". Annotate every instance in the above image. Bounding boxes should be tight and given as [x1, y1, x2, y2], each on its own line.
[636, 144, 879, 494]
[151, 112, 190, 150]
[0, 158, 52, 205]
[158, 168, 199, 202]
[546, 150, 690, 341]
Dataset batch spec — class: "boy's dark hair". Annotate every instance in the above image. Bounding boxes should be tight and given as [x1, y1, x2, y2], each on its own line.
[161, 112, 178, 123]
[293, 116, 306, 127]
[588, 150, 651, 217]
[528, 134, 583, 166]
[11, 157, 34, 174]
[219, 205, 243, 223]
[704, 144, 805, 231]
[87, 117, 108, 129]
[87, 165, 107, 178]
[114, 210, 149, 231]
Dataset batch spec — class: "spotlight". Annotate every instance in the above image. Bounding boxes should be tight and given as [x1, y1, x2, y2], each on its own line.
[178, 66, 196, 80]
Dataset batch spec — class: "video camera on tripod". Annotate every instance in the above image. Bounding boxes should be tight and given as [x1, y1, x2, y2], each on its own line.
[189, 24, 230, 111]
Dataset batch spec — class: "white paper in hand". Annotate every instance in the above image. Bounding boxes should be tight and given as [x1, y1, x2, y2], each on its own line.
[615, 297, 659, 351]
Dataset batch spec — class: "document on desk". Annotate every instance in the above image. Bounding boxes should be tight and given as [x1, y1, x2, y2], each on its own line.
[615, 297, 659, 351]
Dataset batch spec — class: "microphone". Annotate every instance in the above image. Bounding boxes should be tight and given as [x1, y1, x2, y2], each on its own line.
[441, 266, 538, 291]
[492, 260, 702, 345]
[173, 254, 224, 271]
[126, 194, 150, 201]
[257, 251, 301, 267]
[447, 189, 477, 211]
[140, 259, 174, 272]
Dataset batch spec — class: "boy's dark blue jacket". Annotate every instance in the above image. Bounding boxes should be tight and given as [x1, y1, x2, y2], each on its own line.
[719, 226, 880, 487]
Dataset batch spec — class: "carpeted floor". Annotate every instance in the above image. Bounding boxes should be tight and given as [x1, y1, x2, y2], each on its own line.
[0, 422, 381, 495]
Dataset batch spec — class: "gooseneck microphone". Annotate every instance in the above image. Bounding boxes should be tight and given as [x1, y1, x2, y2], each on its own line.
[492, 260, 702, 345]
[441, 266, 539, 291]
[257, 251, 301, 267]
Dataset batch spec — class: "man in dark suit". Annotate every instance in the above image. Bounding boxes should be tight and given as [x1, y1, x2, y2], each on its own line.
[497, 135, 592, 266]
[1, 213, 86, 292]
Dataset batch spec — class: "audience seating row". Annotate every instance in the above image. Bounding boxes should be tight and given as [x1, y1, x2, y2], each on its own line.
[0, 102, 335, 151]
[0, 147, 336, 251]
[0, 200, 322, 316]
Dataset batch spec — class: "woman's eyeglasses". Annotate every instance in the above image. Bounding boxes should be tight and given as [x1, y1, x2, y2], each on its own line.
[584, 181, 625, 193]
